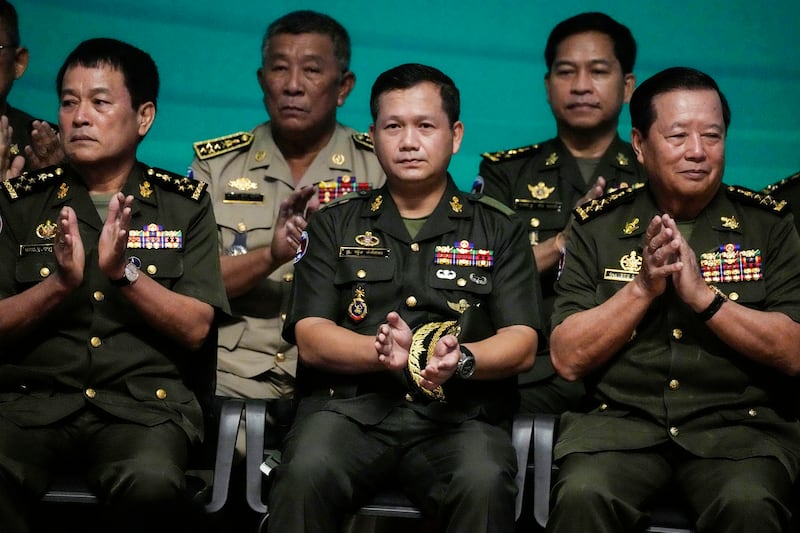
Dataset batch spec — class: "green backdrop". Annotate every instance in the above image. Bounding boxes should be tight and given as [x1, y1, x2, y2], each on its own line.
[14, 0, 800, 191]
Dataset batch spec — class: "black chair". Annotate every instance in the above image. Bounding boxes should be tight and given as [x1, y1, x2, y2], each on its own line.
[240, 398, 535, 532]
[35, 330, 243, 530]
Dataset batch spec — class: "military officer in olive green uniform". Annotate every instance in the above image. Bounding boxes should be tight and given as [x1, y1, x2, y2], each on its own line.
[0, 1, 62, 175]
[0, 39, 228, 533]
[547, 67, 800, 533]
[190, 10, 384, 407]
[268, 64, 540, 533]
[476, 13, 645, 415]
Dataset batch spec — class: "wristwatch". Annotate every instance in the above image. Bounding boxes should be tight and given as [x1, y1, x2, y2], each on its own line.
[110, 260, 140, 287]
[456, 345, 476, 379]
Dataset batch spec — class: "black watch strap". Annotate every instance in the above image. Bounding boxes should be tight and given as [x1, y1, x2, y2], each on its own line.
[697, 286, 727, 321]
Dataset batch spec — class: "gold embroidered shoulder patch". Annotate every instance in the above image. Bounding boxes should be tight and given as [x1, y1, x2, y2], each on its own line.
[1, 166, 64, 201]
[726, 185, 787, 214]
[574, 186, 639, 224]
[192, 132, 254, 160]
[352, 132, 375, 152]
[147, 167, 207, 201]
[480, 144, 541, 163]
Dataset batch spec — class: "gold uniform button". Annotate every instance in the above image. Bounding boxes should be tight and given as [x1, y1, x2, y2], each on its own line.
[729, 292, 739, 301]
[669, 426, 679, 437]
[599, 403, 608, 411]
[457, 278, 467, 287]
[406, 296, 417, 308]
[530, 217, 541, 228]
[280, 313, 287, 321]
[669, 379, 680, 391]
[90, 337, 102, 348]
[85, 388, 97, 399]
[405, 393, 414, 402]
[147, 265, 157, 275]
[282, 272, 294, 282]
[329, 388, 335, 397]
[156, 388, 168, 400]
[748, 408, 758, 417]
[357, 269, 367, 279]
[40, 267, 51, 278]
[410, 243, 420, 252]
[276, 352, 286, 363]
[93, 291, 105, 302]
[672, 328, 683, 340]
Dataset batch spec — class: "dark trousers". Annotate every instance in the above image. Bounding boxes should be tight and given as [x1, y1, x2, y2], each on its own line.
[546, 446, 794, 533]
[268, 402, 517, 533]
[0, 408, 190, 533]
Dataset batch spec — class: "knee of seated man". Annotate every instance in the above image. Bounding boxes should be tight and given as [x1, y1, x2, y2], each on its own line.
[96, 458, 186, 508]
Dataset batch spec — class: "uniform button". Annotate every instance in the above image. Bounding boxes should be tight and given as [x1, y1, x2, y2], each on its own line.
[85, 388, 97, 399]
[405, 393, 414, 402]
[276, 352, 286, 362]
[93, 291, 105, 302]
[156, 388, 167, 400]
[90, 337, 102, 348]
[406, 296, 417, 308]
[237, 222, 247, 232]
[40, 267, 51, 278]
[457, 278, 467, 287]
[530, 217, 541, 228]
[147, 265, 157, 275]
[669, 426, 679, 437]
[282, 272, 294, 282]
[599, 403, 608, 411]
[729, 292, 739, 301]
[19, 384, 28, 392]
[672, 328, 683, 340]
[280, 313, 287, 321]
[748, 408, 758, 417]
[357, 269, 367, 279]
[410, 243, 420, 252]
[329, 388, 335, 397]
[669, 379, 680, 391]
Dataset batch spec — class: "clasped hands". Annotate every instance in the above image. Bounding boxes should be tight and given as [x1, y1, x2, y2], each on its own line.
[374, 311, 461, 391]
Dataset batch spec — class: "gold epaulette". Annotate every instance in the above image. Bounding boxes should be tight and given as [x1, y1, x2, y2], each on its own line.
[146, 167, 207, 201]
[480, 144, 541, 163]
[352, 132, 374, 152]
[726, 185, 788, 214]
[573, 185, 641, 224]
[762, 170, 800, 195]
[1, 166, 64, 201]
[192, 132, 254, 160]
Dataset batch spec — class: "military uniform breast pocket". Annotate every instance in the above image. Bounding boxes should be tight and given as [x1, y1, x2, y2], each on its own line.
[130, 250, 183, 282]
[716, 280, 765, 308]
[428, 265, 493, 295]
[15, 248, 57, 284]
[334, 257, 395, 285]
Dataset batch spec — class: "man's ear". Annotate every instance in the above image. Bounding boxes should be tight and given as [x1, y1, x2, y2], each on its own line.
[631, 128, 645, 164]
[337, 71, 355, 107]
[623, 73, 636, 104]
[13, 46, 29, 80]
[137, 102, 156, 137]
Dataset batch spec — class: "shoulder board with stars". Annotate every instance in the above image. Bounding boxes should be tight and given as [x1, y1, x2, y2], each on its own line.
[468, 193, 515, 217]
[1, 166, 65, 202]
[192, 132, 254, 160]
[480, 143, 541, 163]
[725, 185, 788, 215]
[146, 167, 208, 201]
[762, 170, 800, 195]
[573, 185, 641, 225]
[352, 132, 375, 152]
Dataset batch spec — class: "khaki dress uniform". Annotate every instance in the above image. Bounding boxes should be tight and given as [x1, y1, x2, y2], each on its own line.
[268, 178, 543, 532]
[0, 163, 228, 528]
[547, 183, 800, 532]
[190, 122, 384, 399]
[477, 136, 646, 414]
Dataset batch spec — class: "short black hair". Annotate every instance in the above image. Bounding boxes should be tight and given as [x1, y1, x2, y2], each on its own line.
[545, 12, 636, 75]
[630, 66, 731, 138]
[56, 38, 159, 111]
[0, 0, 19, 46]
[370, 63, 460, 126]
[263, 10, 351, 73]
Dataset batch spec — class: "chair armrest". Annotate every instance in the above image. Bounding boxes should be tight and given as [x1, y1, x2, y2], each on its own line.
[204, 398, 245, 513]
[533, 413, 557, 528]
[512, 413, 534, 521]
[245, 398, 269, 514]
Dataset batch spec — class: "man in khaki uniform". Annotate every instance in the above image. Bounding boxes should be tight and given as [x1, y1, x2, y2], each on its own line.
[190, 10, 384, 404]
